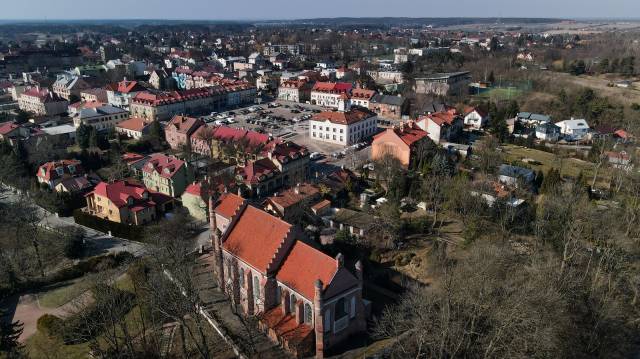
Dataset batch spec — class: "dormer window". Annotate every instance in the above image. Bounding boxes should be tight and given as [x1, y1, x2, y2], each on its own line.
[55, 167, 64, 176]
[68, 165, 76, 174]
[127, 197, 134, 205]
[40, 168, 46, 177]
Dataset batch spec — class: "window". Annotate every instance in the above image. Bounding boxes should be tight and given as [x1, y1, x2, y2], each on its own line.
[304, 303, 313, 324]
[324, 309, 331, 332]
[340, 136, 343, 142]
[239, 268, 244, 288]
[340, 129, 344, 133]
[289, 294, 297, 313]
[333, 128, 336, 132]
[312, 132, 316, 138]
[333, 135, 336, 140]
[276, 286, 281, 304]
[253, 276, 260, 299]
[312, 125, 316, 129]
[335, 297, 348, 319]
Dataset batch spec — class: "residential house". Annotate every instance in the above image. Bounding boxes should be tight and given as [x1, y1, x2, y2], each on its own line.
[142, 153, 192, 197]
[209, 201, 366, 358]
[80, 88, 109, 103]
[106, 79, 147, 109]
[72, 104, 130, 131]
[52, 74, 91, 100]
[369, 94, 407, 120]
[417, 110, 463, 143]
[329, 208, 374, 238]
[164, 115, 205, 151]
[264, 183, 321, 222]
[463, 106, 489, 130]
[310, 108, 377, 146]
[515, 112, 552, 127]
[498, 164, 535, 188]
[85, 180, 174, 225]
[54, 176, 94, 194]
[535, 122, 561, 142]
[36, 159, 85, 189]
[115, 117, 152, 140]
[18, 87, 69, 116]
[372, 121, 429, 168]
[555, 118, 590, 140]
[130, 88, 227, 122]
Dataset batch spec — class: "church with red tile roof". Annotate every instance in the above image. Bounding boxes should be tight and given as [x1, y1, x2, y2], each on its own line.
[208, 198, 367, 358]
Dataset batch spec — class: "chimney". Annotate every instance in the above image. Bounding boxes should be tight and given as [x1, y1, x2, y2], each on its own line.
[336, 253, 344, 267]
[294, 184, 300, 195]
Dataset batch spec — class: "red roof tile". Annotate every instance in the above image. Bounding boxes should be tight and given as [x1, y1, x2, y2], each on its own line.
[116, 117, 151, 132]
[312, 108, 375, 125]
[276, 241, 338, 300]
[90, 180, 170, 209]
[214, 193, 245, 219]
[37, 159, 84, 182]
[0, 122, 20, 135]
[222, 206, 292, 273]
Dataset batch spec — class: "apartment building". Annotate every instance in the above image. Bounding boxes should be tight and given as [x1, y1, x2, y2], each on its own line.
[309, 108, 378, 146]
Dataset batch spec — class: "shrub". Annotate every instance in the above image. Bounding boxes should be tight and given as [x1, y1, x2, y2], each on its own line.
[37, 314, 63, 337]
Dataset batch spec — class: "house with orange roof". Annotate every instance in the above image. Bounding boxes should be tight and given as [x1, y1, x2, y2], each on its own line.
[115, 117, 152, 140]
[85, 180, 174, 225]
[208, 201, 367, 358]
[310, 108, 377, 146]
[417, 109, 463, 143]
[141, 153, 192, 197]
[372, 121, 430, 167]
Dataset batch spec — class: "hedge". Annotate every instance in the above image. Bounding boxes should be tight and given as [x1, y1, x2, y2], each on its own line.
[73, 209, 144, 241]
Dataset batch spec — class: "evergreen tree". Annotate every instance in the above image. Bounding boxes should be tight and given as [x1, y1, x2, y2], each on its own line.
[76, 124, 92, 149]
[0, 308, 23, 354]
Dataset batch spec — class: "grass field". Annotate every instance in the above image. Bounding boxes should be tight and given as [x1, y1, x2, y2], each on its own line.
[37, 276, 94, 309]
[501, 144, 609, 188]
[472, 87, 525, 101]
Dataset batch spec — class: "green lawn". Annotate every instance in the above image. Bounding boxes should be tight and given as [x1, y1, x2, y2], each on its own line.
[38, 275, 94, 309]
[26, 331, 90, 359]
[501, 144, 609, 188]
[473, 87, 524, 100]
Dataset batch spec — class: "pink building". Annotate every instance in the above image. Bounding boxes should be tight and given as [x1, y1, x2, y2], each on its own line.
[164, 115, 205, 151]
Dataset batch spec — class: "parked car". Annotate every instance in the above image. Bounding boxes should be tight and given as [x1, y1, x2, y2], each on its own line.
[310, 152, 322, 160]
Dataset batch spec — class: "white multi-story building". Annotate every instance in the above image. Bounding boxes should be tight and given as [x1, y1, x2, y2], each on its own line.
[309, 108, 377, 146]
[72, 104, 130, 131]
[555, 118, 590, 140]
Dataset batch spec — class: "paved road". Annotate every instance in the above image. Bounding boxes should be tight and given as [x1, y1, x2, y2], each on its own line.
[0, 184, 148, 257]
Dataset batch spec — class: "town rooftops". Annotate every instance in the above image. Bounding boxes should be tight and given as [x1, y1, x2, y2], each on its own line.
[517, 112, 551, 123]
[421, 110, 459, 127]
[142, 153, 186, 179]
[267, 183, 320, 212]
[0, 122, 20, 135]
[239, 158, 280, 185]
[498, 164, 535, 180]
[351, 88, 376, 100]
[116, 117, 151, 132]
[107, 79, 146, 94]
[312, 108, 375, 126]
[74, 104, 128, 119]
[222, 205, 292, 274]
[371, 94, 405, 106]
[312, 81, 353, 94]
[167, 115, 203, 134]
[22, 87, 65, 102]
[373, 121, 428, 147]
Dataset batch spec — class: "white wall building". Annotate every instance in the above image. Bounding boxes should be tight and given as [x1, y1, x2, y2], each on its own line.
[72, 104, 130, 131]
[555, 118, 590, 140]
[309, 108, 377, 146]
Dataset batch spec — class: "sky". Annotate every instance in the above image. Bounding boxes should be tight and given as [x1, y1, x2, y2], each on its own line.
[2, 0, 640, 21]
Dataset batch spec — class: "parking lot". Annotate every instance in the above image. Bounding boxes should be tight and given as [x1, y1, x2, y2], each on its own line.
[199, 100, 372, 174]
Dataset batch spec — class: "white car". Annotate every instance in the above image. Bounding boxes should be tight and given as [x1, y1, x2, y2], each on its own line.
[310, 152, 322, 160]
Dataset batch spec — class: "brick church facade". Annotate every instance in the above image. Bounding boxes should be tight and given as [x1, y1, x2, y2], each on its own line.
[208, 194, 367, 358]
